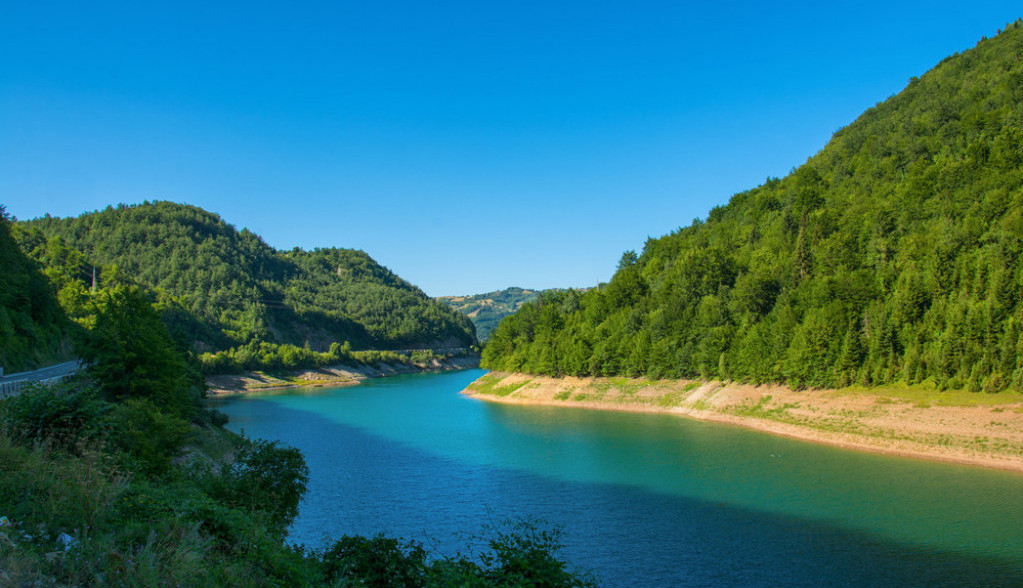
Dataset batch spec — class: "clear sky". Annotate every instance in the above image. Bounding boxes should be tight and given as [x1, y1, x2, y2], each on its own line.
[2, 2, 1020, 296]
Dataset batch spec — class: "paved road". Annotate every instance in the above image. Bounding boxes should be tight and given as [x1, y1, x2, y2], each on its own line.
[1, 360, 83, 384]
[0, 360, 82, 398]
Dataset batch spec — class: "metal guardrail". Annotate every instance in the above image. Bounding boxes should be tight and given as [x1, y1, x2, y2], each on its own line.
[0, 361, 82, 400]
[0, 375, 77, 400]
[381, 347, 476, 355]
[0, 380, 23, 399]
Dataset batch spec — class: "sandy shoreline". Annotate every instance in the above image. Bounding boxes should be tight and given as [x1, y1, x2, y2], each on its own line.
[207, 356, 480, 395]
[463, 372, 1023, 474]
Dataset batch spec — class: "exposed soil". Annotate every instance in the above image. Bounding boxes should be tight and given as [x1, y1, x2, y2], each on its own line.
[207, 356, 480, 394]
[463, 372, 1023, 473]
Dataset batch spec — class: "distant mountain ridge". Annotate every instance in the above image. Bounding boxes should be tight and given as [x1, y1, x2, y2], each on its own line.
[16, 201, 477, 353]
[484, 22, 1023, 393]
[438, 287, 539, 340]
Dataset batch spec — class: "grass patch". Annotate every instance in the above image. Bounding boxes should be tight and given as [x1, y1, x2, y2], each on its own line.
[690, 399, 711, 411]
[731, 395, 773, 417]
[835, 381, 1022, 407]
[729, 395, 801, 419]
[467, 374, 532, 397]
[649, 381, 703, 408]
[655, 392, 684, 408]
[591, 377, 651, 396]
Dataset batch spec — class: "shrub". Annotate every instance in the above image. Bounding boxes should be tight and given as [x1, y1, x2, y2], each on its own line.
[479, 520, 599, 588]
[107, 398, 192, 475]
[206, 438, 309, 532]
[0, 381, 110, 450]
[0, 428, 126, 547]
[323, 535, 428, 587]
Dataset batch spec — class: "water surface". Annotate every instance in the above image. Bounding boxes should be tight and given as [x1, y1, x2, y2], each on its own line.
[212, 369, 1023, 587]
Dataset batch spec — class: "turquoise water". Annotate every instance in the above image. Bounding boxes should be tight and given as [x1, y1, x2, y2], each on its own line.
[212, 369, 1023, 587]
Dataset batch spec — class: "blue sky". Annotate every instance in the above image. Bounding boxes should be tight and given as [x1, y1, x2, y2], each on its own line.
[2, 2, 1020, 296]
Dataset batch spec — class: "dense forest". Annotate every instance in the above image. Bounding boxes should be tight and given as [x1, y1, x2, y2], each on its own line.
[485, 22, 1023, 394]
[14, 202, 477, 368]
[0, 206, 74, 372]
[439, 287, 540, 340]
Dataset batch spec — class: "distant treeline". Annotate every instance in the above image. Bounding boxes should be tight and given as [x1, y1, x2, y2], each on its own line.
[484, 22, 1023, 393]
[438, 287, 540, 340]
[199, 340, 458, 375]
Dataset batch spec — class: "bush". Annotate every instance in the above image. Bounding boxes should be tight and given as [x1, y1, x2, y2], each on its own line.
[478, 520, 599, 588]
[323, 535, 428, 587]
[0, 428, 126, 549]
[0, 381, 110, 450]
[108, 398, 192, 475]
[321, 520, 600, 588]
[207, 407, 230, 427]
[205, 438, 309, 532]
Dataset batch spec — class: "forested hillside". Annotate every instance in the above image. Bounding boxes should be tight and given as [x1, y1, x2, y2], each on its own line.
[0, 206, 73, 372]
[15, 202, 476, 355]
[439, 287, 539, 340]
[484, 22, 1023, 393]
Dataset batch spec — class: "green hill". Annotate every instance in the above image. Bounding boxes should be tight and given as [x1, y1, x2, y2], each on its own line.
[484, 22, 1023, 393]
[438, 287, 540, 340]
[16, 202, 476, 354]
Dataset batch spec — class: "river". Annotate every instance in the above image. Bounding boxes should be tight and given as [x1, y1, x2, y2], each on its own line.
[210, 369, 1023, 587]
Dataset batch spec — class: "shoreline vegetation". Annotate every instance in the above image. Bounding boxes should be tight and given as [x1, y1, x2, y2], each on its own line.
[464, 372, 1023, 474]
[207, 355, 480, 394]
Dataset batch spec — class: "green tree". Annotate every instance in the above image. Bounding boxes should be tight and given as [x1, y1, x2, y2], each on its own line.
[79, 286, 195, 417]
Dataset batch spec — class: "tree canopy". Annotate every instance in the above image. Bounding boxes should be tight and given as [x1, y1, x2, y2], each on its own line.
[484, 22, 1023, 394]
[0, 206, 72, 372]
[15, 201, 477, 356]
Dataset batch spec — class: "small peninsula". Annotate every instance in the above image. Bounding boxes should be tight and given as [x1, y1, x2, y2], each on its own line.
[207, 355, 480, 394]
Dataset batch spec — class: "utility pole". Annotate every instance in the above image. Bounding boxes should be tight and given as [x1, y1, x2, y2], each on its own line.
[91, 266, 97, 293]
